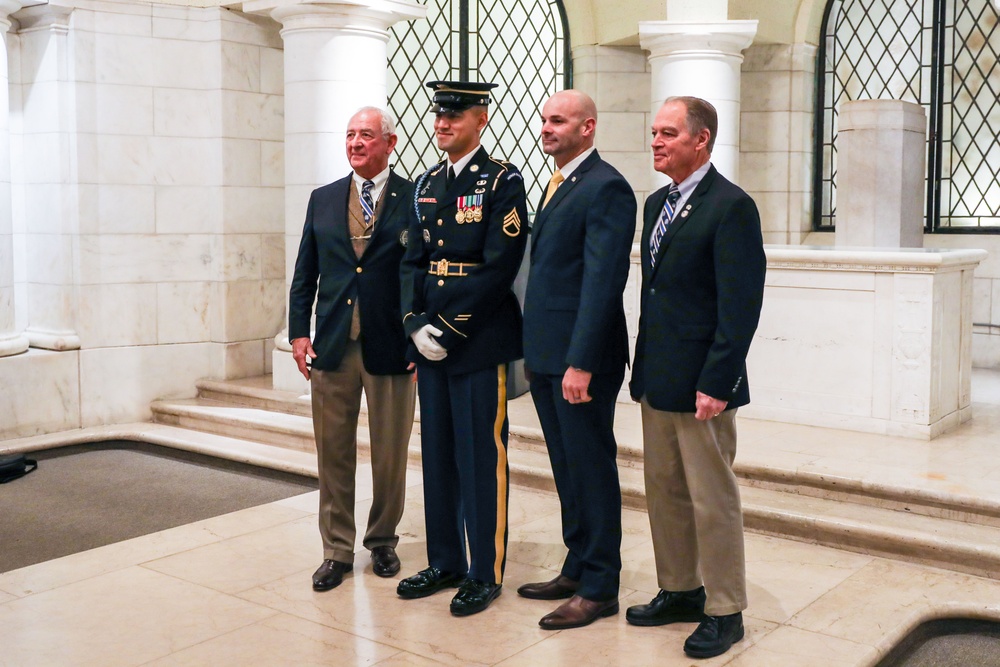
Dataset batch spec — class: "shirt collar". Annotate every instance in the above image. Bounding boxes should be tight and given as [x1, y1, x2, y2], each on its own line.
[447, 144, 481, 178]
[672, 160, 712, 209]
[352, 166, 391, 200]
[557, 146, 595, 181]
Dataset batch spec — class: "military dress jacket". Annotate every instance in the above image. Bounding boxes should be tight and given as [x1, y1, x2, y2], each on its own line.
[629, 164, 766, 412]
[401, 145, 529, 374]
[288, 170, 416, 375]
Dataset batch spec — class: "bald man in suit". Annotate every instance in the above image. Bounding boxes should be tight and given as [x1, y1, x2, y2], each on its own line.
[519, 90, 636, 630]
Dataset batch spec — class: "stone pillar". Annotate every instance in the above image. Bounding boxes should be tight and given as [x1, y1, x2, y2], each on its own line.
[240, 0, 425, 392]
[0, 0, 28, 358]
[15, 4, 81, 352]
[835, 100, 926, 248]
[639, 20, 758, 189]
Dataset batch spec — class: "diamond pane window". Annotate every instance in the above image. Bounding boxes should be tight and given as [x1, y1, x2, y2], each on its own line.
[816, 0, 1000, 231]
[386, 0, 569, 212]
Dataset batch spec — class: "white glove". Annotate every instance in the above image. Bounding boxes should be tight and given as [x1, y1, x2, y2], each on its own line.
[411, 324, 448, 361]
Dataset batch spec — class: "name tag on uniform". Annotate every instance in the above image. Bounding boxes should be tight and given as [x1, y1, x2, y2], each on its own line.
[418, 197, 437, 203]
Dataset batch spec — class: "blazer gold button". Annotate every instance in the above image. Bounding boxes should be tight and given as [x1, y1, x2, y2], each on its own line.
[356, 267, 362, 273]
[437, 218, 443, 225]
[347, 298, 352, 305]
[437, 239, 444, 246]
[437, 279, 444, 286]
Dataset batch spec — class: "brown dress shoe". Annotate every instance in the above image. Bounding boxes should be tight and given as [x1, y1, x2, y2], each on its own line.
[538, 594, 619, 630]
[516, 574, 579, 600]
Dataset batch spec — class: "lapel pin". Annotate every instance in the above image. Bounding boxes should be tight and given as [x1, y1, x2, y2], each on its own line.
[680, 210, 689, 218]
[470, 164, 479, 172]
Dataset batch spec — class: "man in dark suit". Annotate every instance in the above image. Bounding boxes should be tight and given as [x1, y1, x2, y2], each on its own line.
[396, 81, 528, 616]
[517, 90, 635, 630]
[288, 106, 416, 592]
[625, 96, 766, 659]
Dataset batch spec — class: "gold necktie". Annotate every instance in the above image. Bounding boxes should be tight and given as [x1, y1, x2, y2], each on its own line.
[542, 169, 564, 208]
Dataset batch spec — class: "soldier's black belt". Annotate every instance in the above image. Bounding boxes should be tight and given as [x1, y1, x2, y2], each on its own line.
[429, 260, 479, 277]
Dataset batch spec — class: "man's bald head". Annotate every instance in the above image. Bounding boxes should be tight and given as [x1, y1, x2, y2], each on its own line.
[540, 89, 598, 168]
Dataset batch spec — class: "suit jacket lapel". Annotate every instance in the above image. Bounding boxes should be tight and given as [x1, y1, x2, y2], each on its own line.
[649, 165, 718, 278]
[533, 151, 601, 243]
[368, 170, 403, 248]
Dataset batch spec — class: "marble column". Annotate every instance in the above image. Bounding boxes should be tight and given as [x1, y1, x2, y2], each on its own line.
[16, 4, 81, 351]
[240, 0, 425, 392]
[0, 0, 28, 357]
[639, 20, 758, 189]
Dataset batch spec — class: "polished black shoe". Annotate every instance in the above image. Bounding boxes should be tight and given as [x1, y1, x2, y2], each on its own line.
[625, 587, 706, 626]
[684, 612, 745, 659]
[450, 579, 502, 616]
[517, 574, 579, 600]
[312, 559, 352, 591]
[396, 567, 465, 599]
[371, 546, 401, 577]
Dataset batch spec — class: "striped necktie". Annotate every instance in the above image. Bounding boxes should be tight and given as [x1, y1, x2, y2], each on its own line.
[360, 180, 375, 226]
[649, 183, 681, 269]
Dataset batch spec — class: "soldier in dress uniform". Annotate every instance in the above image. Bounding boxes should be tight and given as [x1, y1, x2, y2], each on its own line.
[396, 80, 529, 617]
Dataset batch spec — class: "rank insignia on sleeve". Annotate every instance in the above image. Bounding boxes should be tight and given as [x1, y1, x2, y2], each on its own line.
[503, 209, 521, 237]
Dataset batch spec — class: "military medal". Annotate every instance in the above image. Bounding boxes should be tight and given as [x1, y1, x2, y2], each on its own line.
[456, 194, 484, 224]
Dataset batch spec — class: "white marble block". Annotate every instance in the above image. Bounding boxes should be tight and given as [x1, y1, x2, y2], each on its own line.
[835, 100, 926, 249]
[743, 246, 986, 439]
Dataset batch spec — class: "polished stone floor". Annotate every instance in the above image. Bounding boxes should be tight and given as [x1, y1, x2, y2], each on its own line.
[2, 372, 1000, 666]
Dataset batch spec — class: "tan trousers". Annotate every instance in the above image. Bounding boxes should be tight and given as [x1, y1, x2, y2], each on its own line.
[640, 399, 747, 616]
[311, 340, 415, 563]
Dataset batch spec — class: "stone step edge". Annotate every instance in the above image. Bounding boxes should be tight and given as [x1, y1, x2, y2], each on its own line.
[155, 396, 1000, 530]
[744, 502, 1000, 581]
[7, 421, 998, 581]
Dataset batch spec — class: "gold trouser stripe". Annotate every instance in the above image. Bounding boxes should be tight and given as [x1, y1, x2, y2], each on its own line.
[492, 364, 508, 583]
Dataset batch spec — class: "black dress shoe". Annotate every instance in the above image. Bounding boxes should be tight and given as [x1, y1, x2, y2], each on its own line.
[371, 546, 401, 577]
[516, 574, 579, 600]
[538, 594, 619, 630]
[450, 579, 502, 616]
[625, 587, 706, 626]
[684, 612, 745, 659]
[312, 559, 352, 591]
[396, 567, 466, 599]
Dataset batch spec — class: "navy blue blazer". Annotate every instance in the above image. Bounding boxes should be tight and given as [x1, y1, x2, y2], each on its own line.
[523, 150, 636, 375]
[630, 165, 766, 412]
[288, 170, 415, 375]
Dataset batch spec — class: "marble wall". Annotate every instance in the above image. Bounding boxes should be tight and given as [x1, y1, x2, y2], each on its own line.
[2, 1, 285, 437]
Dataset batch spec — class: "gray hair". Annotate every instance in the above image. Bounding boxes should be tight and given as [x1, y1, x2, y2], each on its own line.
[354, 106, 396, 138]
[664, 96, 718, 154]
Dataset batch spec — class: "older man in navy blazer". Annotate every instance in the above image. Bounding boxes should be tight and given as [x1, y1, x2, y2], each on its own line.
[626, 96, 766, 659]
[519, 89, 636, 630]
[288, 106, 416, 593]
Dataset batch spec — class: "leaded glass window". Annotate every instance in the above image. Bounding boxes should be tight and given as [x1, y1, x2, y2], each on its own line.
[815, 0, 1000, 231]
[387, 0, 570, 210]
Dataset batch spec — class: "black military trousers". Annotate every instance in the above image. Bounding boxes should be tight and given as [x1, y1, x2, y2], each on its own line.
[416, 363, 510, 584]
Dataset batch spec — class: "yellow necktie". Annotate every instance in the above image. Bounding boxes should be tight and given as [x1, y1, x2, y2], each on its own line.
[542, 169, 564, 208]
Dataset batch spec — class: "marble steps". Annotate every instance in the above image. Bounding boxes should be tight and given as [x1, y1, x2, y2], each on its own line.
[740, 485, 1000, 580]
[149, 379, 1000, 579]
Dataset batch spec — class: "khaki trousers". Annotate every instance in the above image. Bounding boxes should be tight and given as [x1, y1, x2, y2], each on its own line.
[640, 399, 747, 616]
[311, 340, 415, 563]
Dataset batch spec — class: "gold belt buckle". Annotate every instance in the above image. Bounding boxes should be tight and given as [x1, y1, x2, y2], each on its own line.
[437, 259, 449, 276]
